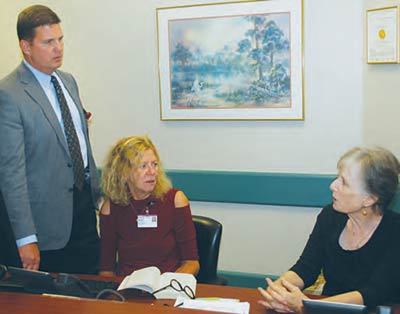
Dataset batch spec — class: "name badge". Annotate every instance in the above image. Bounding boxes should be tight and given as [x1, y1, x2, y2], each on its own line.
[137, 215, 158, 228]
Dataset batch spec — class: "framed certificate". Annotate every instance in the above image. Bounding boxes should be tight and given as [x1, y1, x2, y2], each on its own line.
[367, 6, 399, 64]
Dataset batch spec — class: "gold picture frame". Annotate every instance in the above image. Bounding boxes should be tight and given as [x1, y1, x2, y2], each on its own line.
[156, 0, 304, 121]
[367, 6, 399, 64]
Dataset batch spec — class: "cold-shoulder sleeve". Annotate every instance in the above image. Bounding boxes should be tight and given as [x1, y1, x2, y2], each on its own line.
[172, 198, 199, 261]
[99, 205, 118, 272]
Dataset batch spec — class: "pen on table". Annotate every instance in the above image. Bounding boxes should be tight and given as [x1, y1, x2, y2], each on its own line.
[175, 302, 184, 307]
[42, 293, 81, 300]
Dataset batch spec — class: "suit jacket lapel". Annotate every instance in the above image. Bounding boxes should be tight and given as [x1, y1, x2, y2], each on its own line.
[17, 63, 70, 155]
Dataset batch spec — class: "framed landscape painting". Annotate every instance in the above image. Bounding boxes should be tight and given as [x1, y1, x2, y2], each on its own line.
[157, 0, 304, 120]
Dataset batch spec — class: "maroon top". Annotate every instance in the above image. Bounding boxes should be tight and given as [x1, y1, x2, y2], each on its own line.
[99, 188, 198, 276]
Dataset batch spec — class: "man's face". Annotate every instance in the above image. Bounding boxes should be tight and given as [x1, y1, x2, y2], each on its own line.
[20, 23, 64, 74]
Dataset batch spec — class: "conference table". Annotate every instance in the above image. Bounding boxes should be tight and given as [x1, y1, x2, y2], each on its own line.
[1, 275, 399, 314]
[0, 274, 268, 314]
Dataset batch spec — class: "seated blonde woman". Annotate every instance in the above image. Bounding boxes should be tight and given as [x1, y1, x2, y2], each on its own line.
[99, 136, 199, 277]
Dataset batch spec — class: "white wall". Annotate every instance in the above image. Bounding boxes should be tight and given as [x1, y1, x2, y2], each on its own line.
[0, 0, 367, 275]
[191, 202, 319, 276]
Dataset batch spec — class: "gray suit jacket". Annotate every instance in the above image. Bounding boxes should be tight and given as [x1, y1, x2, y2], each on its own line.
[0, 62, 100, 251]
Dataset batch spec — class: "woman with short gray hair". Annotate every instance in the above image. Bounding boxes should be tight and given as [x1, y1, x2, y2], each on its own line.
[258, 147, 400, 313]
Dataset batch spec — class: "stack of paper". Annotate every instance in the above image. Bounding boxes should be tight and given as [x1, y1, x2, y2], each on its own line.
[174, 296, 250, 314]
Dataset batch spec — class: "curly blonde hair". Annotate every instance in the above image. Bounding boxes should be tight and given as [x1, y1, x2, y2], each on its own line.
[101, 136, 172, 205]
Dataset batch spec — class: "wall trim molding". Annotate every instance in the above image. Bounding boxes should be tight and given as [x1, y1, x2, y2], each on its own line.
[98, 168, 400, 210]
[166, 170, 335, 207]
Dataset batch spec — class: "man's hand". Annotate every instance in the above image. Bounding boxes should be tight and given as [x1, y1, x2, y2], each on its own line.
[18, 243, 40, 270]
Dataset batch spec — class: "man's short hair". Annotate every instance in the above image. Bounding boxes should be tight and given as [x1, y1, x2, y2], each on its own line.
[17, 5, 61, 42]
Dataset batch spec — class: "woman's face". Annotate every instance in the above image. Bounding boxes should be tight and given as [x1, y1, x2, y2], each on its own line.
[128, 149, 159, 200]
[330, 162, 370, 214]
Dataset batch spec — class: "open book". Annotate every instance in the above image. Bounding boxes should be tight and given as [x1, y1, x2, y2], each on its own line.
[117, 266, 196, 299]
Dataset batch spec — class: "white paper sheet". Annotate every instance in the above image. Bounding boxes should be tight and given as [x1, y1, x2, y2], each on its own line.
[174, 296, 250, 314]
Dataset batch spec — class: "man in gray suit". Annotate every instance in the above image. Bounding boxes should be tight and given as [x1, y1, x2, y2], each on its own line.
[0, 5, 100, 274]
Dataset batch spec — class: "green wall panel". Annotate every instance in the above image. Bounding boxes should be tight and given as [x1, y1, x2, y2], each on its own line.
[99, 168, 400, 210]
[167, 170, 335, 207]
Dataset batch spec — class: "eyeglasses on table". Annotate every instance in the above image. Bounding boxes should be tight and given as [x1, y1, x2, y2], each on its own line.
[152, 279, 195, 299]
